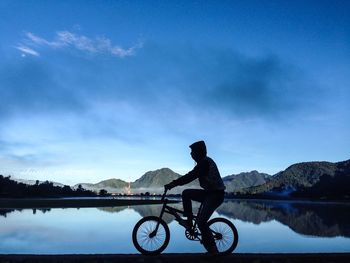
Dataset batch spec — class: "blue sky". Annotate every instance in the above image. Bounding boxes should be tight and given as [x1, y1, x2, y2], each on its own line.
[0, 0, 349, 184]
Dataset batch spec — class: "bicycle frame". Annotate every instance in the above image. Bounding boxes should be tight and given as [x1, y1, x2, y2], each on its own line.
[152, 189, 203, 240]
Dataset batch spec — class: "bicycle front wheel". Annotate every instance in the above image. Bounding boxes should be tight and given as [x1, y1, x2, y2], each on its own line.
[208, 217, 238, 254]
[132, 216, 170, 255]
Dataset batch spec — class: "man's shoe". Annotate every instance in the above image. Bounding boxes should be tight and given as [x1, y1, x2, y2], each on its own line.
[204, 246, 220, 256]
[177, 218, 192, 230]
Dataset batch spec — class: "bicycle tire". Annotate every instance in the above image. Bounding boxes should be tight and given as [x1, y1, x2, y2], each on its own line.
[208, 217, 238, 254]
[132, 216, 170, 255]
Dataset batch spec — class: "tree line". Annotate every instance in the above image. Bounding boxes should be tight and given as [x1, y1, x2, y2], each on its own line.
[0, 175, 96, 198]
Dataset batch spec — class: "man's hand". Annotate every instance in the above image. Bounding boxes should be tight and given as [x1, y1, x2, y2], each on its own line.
[164, 182, 176, 190]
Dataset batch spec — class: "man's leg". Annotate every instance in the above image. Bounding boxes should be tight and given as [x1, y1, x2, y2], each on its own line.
[196, 191, 224, 253]
[182, 189, 206, 218]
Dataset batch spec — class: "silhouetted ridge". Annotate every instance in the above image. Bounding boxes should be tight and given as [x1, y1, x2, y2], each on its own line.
[132, 168, 181, 188]
[242, 159, 350, 199]
[0, 175, 96, 198]
[76, 178, 129, 192]
[223, 171, 270, 192]
[274, 161, 338, 187]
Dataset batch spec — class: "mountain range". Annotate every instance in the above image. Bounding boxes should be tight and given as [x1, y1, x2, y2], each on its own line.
[75, 168, 200, 194]
[13, 159, 350, 197]
[223, 170, 270, 192]
[77, 159, 350, 197]
[244, 159, 350, 196]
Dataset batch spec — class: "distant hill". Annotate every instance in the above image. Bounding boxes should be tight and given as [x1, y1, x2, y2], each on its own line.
[132, 168, 181, 188]
[223, 171, 270, 192]
[131, 168, 199, 194]
[75, 178, 129, 193]
[273, 161, 339, 187]
[13, 178, 65, 188]
[291, 159, 350, 199]
[0, 175, 95, 198]
[242, 159, 350, 198]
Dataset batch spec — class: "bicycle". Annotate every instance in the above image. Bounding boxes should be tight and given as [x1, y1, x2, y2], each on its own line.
[132, 189, 239, 255]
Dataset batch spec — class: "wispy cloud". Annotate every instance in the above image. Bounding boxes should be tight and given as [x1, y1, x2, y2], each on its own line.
[15, 45, 40, 57]
[19, 31, 142, 57]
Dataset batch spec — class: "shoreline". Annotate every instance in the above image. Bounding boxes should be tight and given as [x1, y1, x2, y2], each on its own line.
[1, 253, 350, 263]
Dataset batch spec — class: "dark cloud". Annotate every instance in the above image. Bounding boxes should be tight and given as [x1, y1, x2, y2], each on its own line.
[204, 55, 301, 117]
[0, 43, 317, 122]
[117, 44, 315, 119]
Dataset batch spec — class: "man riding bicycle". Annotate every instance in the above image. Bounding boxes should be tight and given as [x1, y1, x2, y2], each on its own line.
[165, 140, 225, 255]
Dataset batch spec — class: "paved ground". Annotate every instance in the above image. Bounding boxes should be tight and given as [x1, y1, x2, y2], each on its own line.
[1, 253, 350, 263]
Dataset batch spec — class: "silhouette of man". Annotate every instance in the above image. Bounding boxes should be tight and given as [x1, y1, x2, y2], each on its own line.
[165, 140, 225, 255]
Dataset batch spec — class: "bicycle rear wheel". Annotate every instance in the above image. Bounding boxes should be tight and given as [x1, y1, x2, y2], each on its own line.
[208, 217, 238, 254]
[132, 216, 170, 255]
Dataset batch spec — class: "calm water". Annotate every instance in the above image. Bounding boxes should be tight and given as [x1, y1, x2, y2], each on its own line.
[1, 199, 350, 254]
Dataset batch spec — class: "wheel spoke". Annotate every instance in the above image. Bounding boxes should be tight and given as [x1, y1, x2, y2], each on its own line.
[208, 218, 238, 254]
[133, 217, 170, 254]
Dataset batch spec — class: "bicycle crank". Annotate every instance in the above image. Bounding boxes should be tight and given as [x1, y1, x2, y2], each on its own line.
[185, 228, 200, 240]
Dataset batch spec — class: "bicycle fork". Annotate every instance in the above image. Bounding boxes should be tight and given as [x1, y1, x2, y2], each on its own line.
[150, 201, 168, 238]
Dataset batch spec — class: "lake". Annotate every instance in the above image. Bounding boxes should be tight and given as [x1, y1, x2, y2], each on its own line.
[1, 199, 350, 254]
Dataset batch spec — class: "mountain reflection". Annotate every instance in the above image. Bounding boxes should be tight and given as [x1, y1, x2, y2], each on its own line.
[98, 203, 187, 224]
[0, 208, 51, 217]
[217, 200, 350, 238]
[0, 209, 15, 217]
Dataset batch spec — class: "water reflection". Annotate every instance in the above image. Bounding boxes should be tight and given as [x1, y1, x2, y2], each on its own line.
[99, 200, 350, 238]
[99, 202, 202, 224]
[0, 207, 140, 254]
[1, 199, 350, 239]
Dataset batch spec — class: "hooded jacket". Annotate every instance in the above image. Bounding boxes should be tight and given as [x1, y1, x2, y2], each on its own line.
[171, 156, 226, 191]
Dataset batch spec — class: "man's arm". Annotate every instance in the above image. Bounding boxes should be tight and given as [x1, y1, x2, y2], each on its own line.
[165, 170, 197, 190]
[165, 160, 209, 189]
[173, 169, 198, 186]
